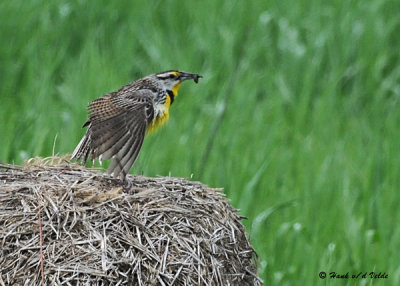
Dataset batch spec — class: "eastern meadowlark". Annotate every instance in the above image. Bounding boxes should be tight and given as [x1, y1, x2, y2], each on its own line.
[72, 70, 201, 180]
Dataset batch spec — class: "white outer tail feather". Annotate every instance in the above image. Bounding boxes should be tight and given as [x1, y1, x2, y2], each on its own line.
[71, 135, 87, 159]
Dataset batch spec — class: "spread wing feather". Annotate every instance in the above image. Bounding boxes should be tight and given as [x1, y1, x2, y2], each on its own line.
[72, 90, 155, 180]
[107, 123, 146, 179]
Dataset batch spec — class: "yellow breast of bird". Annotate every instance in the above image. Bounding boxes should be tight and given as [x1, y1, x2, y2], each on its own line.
[146, 94, 171, 135]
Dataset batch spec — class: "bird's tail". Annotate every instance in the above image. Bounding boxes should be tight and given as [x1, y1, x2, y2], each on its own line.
[71, 134, 91, 163]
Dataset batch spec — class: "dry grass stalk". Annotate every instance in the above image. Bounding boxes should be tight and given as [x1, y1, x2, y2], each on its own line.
[0, 156, 262, 285]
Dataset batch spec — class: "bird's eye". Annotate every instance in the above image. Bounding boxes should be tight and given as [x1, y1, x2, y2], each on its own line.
[169, 74, 176, 79]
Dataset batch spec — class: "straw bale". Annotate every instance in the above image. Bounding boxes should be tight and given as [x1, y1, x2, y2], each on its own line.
[0, 156, 261, 285]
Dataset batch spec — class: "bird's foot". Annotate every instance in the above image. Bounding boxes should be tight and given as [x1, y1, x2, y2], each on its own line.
[123, 178, 133, 191]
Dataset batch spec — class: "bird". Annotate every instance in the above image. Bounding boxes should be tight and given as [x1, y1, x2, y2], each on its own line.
[72, 70, 202, 181]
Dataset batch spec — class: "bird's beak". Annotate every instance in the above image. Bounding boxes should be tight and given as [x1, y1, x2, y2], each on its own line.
[179, 72, 202, 83]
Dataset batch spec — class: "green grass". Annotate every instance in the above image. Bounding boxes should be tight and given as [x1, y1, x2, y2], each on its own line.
[1, 0, 400, 284]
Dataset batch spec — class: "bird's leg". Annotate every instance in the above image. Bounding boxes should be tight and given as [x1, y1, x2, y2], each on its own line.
[123, 177, 133, 191]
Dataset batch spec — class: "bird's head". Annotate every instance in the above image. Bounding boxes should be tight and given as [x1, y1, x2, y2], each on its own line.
[155, 70, 202, 96]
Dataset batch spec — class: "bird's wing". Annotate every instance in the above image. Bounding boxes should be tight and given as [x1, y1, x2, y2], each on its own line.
[74, 89, 155, 180]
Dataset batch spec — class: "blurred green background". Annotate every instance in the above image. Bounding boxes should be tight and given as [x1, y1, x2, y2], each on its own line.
[1, 0, 400, 284]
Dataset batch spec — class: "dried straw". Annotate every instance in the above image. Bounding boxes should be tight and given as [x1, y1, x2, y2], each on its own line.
[0, 156, 262, 285]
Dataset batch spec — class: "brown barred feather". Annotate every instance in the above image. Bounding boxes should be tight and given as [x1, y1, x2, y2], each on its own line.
[107, 124, 145, 179]
[72, 91, 154, 180]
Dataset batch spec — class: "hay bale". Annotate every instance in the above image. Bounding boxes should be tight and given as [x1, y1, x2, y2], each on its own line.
[0, 157, 261, 285]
